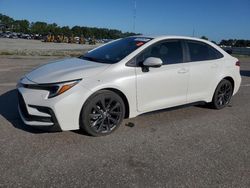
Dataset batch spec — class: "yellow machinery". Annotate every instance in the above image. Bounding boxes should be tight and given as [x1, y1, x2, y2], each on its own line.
[44, 34, 87, 44]
[79, 35, 85, 44]
[89, 36, 96, 45]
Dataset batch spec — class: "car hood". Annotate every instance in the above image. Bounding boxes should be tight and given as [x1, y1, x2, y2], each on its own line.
[25, 58, 110, 84]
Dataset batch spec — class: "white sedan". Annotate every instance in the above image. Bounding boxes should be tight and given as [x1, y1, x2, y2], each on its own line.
[17, 36, 241, 136]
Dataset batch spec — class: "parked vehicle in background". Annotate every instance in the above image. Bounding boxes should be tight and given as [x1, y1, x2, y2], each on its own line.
[20, 33, 32, 39]
[9, 32, 18, 39]
[17, 36, 241, 136]
[1, 31, 11, 38]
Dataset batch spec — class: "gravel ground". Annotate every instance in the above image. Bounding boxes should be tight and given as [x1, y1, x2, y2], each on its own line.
[0, 38, 99, 56]
[0, 56, 249, 187]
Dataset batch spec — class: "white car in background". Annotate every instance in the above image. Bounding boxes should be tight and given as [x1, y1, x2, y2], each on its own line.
[17, 36, 241, 136]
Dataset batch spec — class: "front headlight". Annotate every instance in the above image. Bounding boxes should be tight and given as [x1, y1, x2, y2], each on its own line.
[21, 79, 82, 98]
[47, 79, 81, 98]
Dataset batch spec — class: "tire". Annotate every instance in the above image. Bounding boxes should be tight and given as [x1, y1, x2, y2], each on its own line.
[211, 79, 233, 110]
[80, 90, 125, 136]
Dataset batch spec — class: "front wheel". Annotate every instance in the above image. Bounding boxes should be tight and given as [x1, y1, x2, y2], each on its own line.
[211, 79, 233, 110]
[80, 90, 125, 136]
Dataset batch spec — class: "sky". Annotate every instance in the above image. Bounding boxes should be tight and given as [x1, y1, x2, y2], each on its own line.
[0, 0, 250, 42]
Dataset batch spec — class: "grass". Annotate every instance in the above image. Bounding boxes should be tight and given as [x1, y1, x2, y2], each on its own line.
[0, 50, 86, 57]
[0, 51, 15, 55]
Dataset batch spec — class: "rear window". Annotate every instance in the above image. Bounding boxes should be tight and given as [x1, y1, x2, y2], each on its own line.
[187, 41, 223, 62]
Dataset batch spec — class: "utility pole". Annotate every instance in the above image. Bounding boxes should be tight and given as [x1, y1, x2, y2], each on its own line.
[192, 27, 195, 37]
[133, 0, 137, 33]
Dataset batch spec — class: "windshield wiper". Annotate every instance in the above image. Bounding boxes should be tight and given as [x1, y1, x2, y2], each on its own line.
[79, 56, 116, 64]
[79, 56, 100, 62]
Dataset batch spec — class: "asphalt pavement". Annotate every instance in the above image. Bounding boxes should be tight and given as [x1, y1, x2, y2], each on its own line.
[0, 56, 249, 187]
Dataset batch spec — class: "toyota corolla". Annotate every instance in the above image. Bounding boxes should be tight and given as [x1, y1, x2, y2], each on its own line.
[17, 36, 241, 136]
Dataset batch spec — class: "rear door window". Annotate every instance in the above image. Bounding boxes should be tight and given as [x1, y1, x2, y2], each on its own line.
[187, 41, 223, 62]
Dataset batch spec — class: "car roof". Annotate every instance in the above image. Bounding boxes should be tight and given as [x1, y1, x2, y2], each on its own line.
[126, 35, 229, 58]
[133, 35, 209, 42]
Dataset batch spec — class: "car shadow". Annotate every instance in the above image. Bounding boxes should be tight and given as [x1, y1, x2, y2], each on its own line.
[240, 70, 250, 77]
[0, 89, 49, 134]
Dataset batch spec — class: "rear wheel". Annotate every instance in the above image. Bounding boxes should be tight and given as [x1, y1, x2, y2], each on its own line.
[211, 79, 233, 109]
[80, 90, 125, 136]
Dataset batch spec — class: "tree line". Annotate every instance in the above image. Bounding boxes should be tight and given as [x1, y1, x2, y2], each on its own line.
[201, 36, 250, 47]
[219, 39, 250, 48]
[0, 13, 138, 39]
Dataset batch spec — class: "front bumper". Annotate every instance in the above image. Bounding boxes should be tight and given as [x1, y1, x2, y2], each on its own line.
[17, 78, 92, 131]
[17, 90, 61, 131]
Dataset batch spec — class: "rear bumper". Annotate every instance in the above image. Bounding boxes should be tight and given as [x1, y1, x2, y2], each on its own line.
[233, 73, 241, 95]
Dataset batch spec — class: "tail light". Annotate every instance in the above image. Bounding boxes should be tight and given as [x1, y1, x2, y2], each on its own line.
[235, 61, 240, 67]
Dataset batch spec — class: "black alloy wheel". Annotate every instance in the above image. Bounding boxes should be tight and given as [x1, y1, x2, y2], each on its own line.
[80, 90, 125, 136]
[211, 79, 233, 109]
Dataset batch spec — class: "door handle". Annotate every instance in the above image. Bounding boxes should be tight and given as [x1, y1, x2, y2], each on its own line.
[178, 68, 188, 74]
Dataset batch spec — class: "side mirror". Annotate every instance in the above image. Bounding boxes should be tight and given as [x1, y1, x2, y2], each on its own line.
[143, 57, 163, 68]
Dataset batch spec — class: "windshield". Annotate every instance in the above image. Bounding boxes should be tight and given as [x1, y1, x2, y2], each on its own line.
[79, 37, 152, 64]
